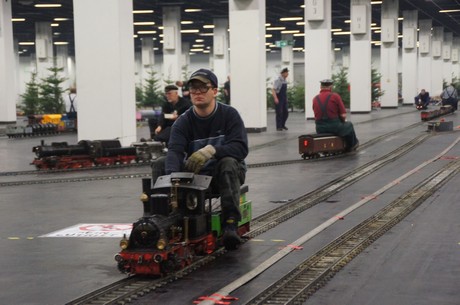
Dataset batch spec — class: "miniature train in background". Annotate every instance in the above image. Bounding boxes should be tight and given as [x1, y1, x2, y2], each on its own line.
[6, 114, 77, 138]
[420, 105, 454, 121]
[31, 139, 165, 169]
[114, 172, 252, 276]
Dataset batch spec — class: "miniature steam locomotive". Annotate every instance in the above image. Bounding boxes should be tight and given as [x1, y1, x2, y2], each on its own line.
[114, 173, 252, 276]
[31, 139, 165, 169]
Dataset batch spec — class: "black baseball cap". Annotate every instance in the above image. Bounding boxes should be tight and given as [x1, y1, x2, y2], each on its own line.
[188, 69, 218, 88]
[165, 85, 178, 92]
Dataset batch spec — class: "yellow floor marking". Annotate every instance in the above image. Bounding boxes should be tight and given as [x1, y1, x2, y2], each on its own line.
[271, 239, 285, 242]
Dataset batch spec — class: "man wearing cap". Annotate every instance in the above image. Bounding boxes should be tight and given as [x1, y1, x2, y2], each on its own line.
[148, 85, 192, 144]
[271, 67, 290, 131]
[161, 68, 248, 250]
[312, 79, 359, 151]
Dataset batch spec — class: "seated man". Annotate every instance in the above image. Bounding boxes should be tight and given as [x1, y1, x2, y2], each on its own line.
[414, 89, 430, 109]
[153, 69, 248, 250]
[312, 79, 359, 152]
[441, 84, 458, 111]
[148, 85, 191, 144]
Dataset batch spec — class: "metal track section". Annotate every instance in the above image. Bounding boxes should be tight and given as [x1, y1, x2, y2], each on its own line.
[245, 133, 431, 238]
[66, 250, 225, 305]
[245, 159, 460, 305]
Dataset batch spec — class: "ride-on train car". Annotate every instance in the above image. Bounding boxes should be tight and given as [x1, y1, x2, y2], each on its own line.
[420, 105, 454, 121]
[298, 133, 347, 159]
[114, 173, 252, 276]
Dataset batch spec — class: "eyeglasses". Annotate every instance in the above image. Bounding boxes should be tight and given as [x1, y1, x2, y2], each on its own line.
[189, 85, 213, 94]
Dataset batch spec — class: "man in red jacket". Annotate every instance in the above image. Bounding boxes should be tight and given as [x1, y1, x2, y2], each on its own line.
[312, 79, 359, 152]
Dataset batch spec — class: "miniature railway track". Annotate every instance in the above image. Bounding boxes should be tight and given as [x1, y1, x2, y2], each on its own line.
[0, 127, 430, 187]
[64, 133, 431, 305]
[245, 159, 460, 305]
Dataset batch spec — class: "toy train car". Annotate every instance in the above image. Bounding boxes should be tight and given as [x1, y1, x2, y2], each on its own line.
[420, 105, 454, 121]
[298, 133, 348, 159]
[31, 139, 165, 169]
[6, 114, 77, 138]
[114, 173, 251, 276]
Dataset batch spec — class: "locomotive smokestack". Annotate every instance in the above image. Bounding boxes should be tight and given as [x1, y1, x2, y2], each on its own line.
[141, 178, 153, 217]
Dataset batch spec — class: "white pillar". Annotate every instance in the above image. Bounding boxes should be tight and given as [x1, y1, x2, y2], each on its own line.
[281, 34, 294, 85]
[213, 18, 229, 87]
[35, 22, 54, 78]
[452, 37, 460, 80]
[73, 0, 136, 146]
[55, 45, 71, 90]
[181, 41, 190, 79]
[229, 0, 266, 132]
[342, 46, 350, 68]
[141, 37, 155, 81]
[380, 0, 399, 108]
[418, 19, 432, 93]
[431, 26, 444, 96]
[442, 32, 453, 84]
[0, 0, 17, 123]
[349, 0, 372, 113]
[162, 6, 181, 83]
[402, 10, 418, 105]
[304, 0, 332, 119]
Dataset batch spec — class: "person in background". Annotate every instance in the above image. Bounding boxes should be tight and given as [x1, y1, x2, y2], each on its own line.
[175, 80, 191, 102]
[312, 79, 359, 152]
[154, 68, 248, 250]
[414, 89, 430, 110]
[148, 85, 191, 144]
[271, 67, 289, 131]
[223, 75, 231, 105]
[441, 84, 458, 111]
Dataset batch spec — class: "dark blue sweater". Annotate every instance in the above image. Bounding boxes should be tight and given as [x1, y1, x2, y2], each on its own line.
[165, 102, 248, 174]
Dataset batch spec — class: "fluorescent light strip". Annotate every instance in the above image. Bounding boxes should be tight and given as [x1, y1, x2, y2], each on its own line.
[439, 9, 460, 13]
[54, 42, 68, 45]
[133, 10, 154, 14]
[181, 21, 193, 24]
[138, 30, 157, 34]
[184, 8, 202, 12]
[134, 22, 155, 25]
[35, 4, 62, 8]
[19, 42, 35, 45]
[267, 27, 286, 31]
[280, 17, 303, 21]
[181, 29, 199, 33]
[54, 18, 69, 21]
[12, 18, 26, 22]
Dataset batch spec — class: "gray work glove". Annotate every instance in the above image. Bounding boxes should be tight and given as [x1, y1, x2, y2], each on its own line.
[185, 145, 216, 174]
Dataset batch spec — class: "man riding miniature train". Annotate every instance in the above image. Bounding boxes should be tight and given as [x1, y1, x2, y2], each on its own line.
[152, 68, 248, 250]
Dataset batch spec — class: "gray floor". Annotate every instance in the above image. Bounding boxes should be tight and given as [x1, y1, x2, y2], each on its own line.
[0, 107, 459, 305]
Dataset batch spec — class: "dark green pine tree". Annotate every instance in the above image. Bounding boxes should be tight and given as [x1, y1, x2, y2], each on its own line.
[20, 72, 41, 115]
[332, 67, 350, 108]
[39, 66, 67, 114]
[141, 69, 164, 108]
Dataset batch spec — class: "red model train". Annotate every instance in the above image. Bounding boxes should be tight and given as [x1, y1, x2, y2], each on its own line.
[420, 105, 454, 121]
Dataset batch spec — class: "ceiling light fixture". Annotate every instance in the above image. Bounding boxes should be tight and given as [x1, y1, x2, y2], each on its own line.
[181, 29, 199, 33]
[54, 18, 69, 21]
[138, 30, 157, 34]
[35, 4, 62, 8]
[134, 22, 155, 25]
[184, 8, 202, 12]
[12, 18, 26, 22]
[133, 10, 154, 14]
[439, 9, 460, 13]
[280, 17, 303, 21]
[19, 42, 35, 45]
[54, 42, 68, 45]
[267, 27, 286, 31]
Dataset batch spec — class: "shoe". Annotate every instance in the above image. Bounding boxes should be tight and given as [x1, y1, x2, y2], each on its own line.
[222, 218, 242, 250]
[277, 128, 283, 131]
[283, 126, 288, 130]
[351, 141, 359, 151]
